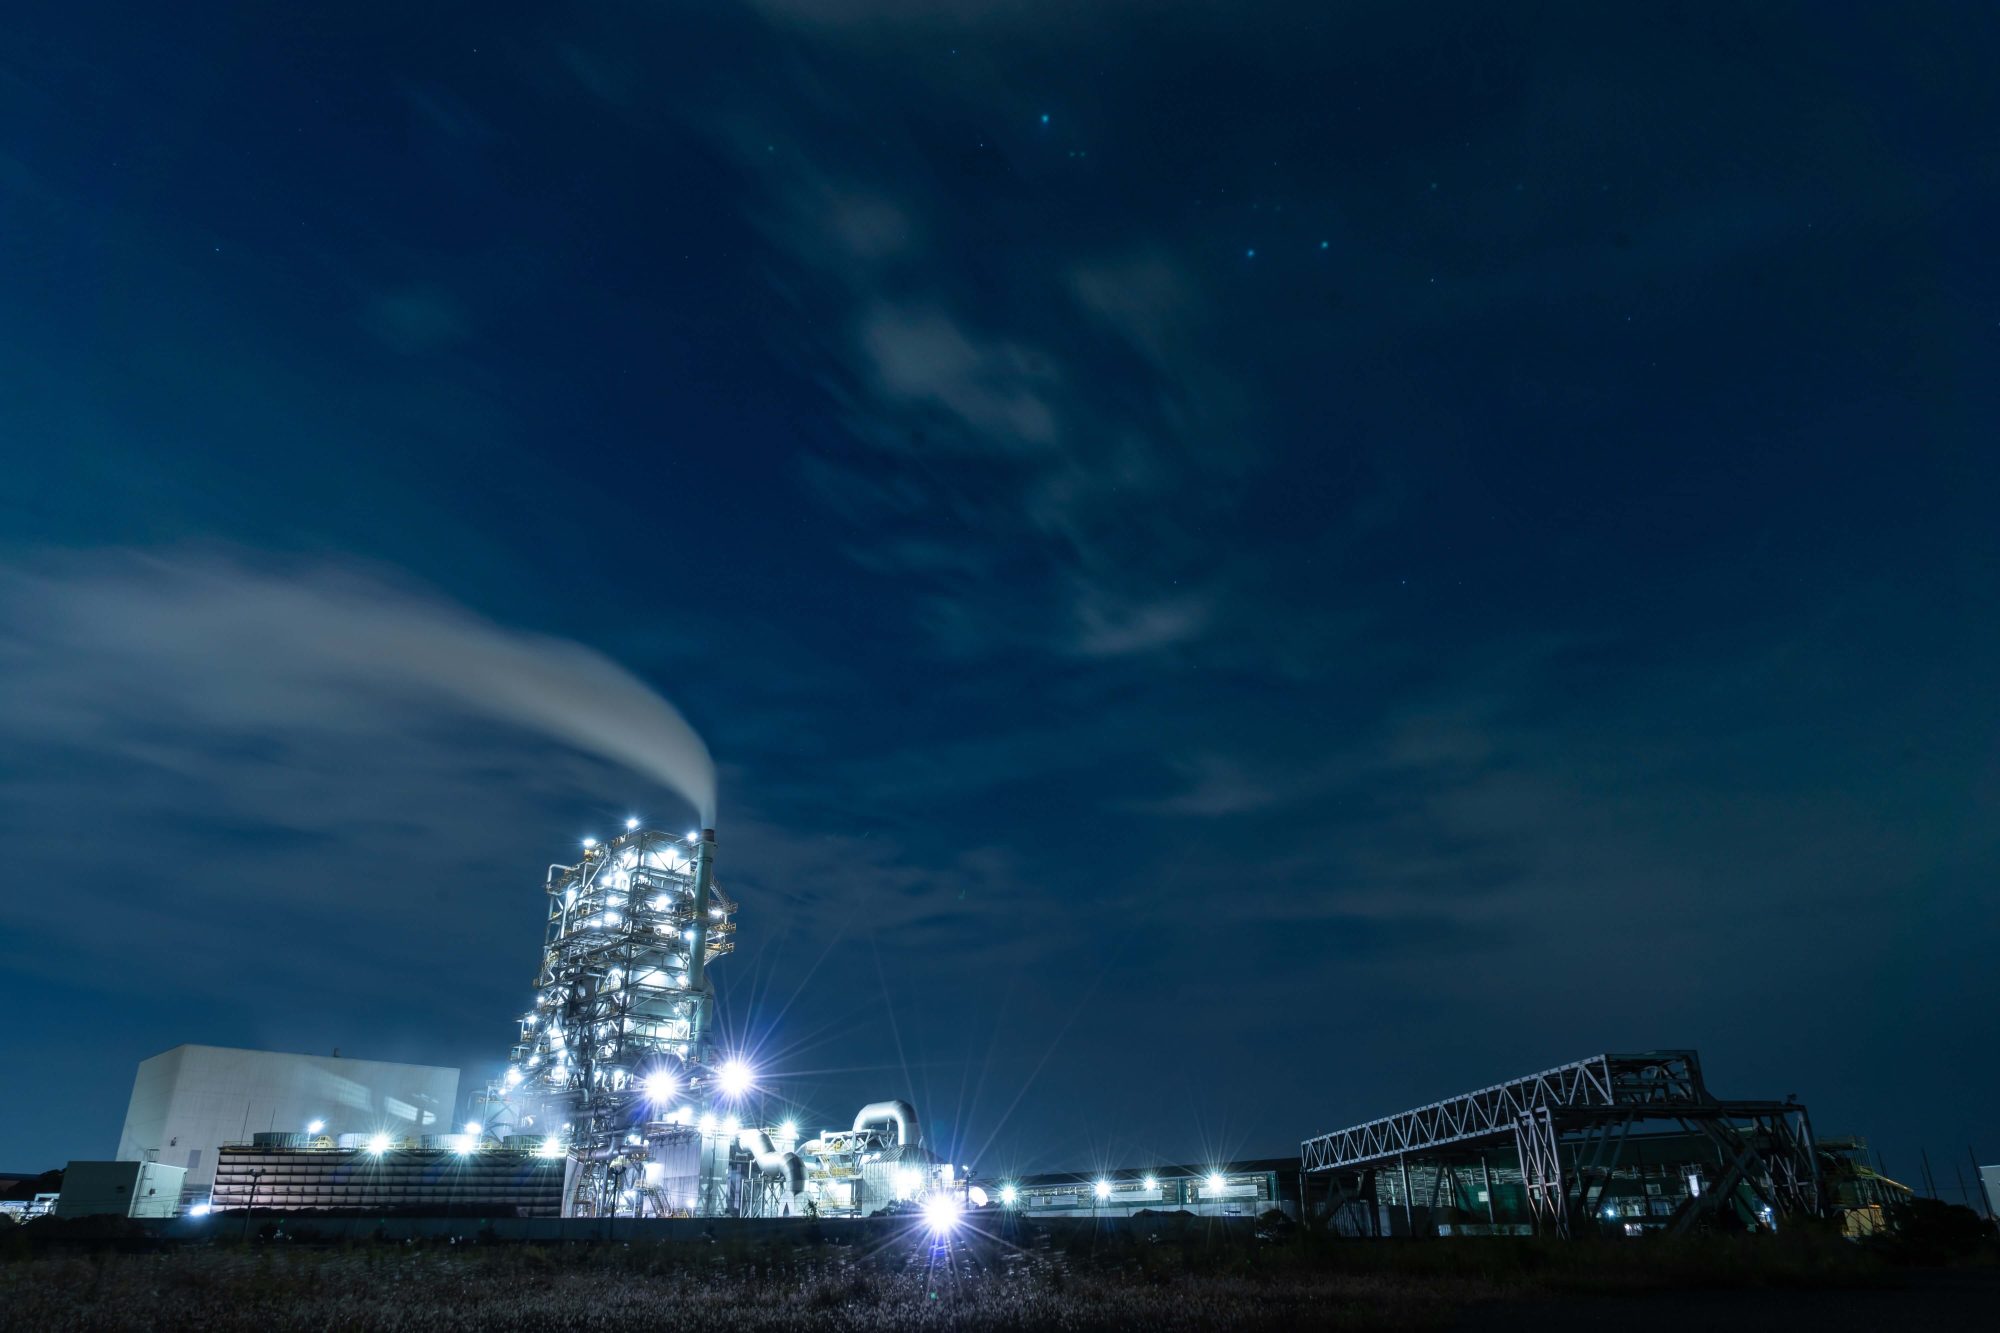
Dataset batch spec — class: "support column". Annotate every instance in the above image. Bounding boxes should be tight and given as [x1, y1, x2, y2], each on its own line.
[1400, 1155, 1414, 1236]
[686, 828, 717, 1061]
[1515, 1106, 1567, 1239]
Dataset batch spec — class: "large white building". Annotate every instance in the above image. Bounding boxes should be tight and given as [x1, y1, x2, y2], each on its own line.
[117, 1045, 460, 1198]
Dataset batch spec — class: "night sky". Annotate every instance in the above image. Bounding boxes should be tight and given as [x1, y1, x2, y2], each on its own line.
[3, 4, 1997, 1190]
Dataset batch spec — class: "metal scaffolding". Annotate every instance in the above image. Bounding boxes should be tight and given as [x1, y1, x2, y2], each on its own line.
[1301, 1050, 1820, 1237]
[473, 826, 948, 1221]
[478, 826, 738, 1216]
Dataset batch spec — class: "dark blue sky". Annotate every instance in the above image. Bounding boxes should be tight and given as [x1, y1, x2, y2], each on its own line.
[3, 3, 1996, 1188]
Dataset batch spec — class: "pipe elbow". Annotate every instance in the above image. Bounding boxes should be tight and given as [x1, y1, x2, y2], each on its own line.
[851, 1100, 918, 1148]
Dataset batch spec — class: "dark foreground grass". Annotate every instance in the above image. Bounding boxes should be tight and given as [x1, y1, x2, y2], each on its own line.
[0, 1218, 1985, 1332]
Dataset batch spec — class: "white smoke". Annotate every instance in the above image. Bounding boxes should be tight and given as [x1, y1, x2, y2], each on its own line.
[0, 555, 718, 825]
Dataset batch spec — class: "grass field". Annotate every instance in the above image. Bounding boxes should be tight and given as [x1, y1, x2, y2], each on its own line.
[3, 1211, 1994, 1331]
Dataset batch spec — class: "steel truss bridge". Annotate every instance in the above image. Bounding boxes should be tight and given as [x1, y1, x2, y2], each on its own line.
[1300, 1051, 1820, 1238]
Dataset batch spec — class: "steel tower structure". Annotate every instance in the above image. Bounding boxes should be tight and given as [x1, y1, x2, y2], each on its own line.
[483, 826, 737, 1214]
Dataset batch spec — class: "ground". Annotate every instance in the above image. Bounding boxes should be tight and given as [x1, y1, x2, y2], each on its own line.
[3, 1216, 1995, 1330]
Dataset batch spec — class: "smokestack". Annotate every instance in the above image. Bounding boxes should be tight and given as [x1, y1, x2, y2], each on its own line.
[686, 828, 718, 1059]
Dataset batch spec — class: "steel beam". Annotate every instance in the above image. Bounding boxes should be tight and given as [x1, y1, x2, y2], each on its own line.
[1302, 1052, 1706, 1173]
[1301, 1049, 1824, 1237]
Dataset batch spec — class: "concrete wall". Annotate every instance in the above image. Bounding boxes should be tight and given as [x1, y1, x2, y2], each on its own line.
[116, 1046, 460, 1197]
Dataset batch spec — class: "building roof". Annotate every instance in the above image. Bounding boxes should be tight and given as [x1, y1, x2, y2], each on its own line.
[1014, 1158, 1296, 1188]
[147, 1043, 458, 1073]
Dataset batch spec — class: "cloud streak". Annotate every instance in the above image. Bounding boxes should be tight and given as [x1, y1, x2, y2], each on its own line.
[0, 555, 718, 825]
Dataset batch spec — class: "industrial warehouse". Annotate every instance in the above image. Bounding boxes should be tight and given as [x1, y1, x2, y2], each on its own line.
[24, 825, 1983, 1243]
[1300, 1051, 1834, 1238]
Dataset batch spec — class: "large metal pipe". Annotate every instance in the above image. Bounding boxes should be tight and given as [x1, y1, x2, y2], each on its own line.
[738, 1128, 805, 1195]
[852, 1100, 918, 1148]
[686, 828, 717, 1057]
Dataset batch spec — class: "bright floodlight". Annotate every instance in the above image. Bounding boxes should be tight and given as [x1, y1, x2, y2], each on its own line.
[723, 1114, 740, 1134]
[1000, 1184, 1018, 1206]
[505, 1067, 523, 1087]
[922, 1194, 962, 1234]
[1094, 1179, 1112, 1200]
[582, 837, 597, 848]
[538, 1135, 563, 1159]
[187, 1202, 212, 1218]
[1142, 1175, 1159, 1191]
[464, 1121, 482, 1137]
[779, 1119, 798, 1139]
[698, 1111, 716, 1131]
[1206, 1172, 1226, 1193]
[717, 1057, 754, 1097]
[643, 1070, 678, 1103]
[626, 817, 640, 829]
[367, 1133, 391, 1156]
[306, 1119, 325, 1135]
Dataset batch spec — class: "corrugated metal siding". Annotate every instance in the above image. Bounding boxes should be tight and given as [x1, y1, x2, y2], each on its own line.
[210, 1147, 563, 1216]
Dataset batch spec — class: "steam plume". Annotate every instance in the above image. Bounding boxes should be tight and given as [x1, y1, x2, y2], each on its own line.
[0, 556, 718, 825]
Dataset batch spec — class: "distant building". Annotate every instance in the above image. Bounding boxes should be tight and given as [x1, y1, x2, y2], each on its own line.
[0, 1194, 60, 1223]
[117, 1045, 459, 1202]
[54, 1161, 186, 1219]
[1007, 1160, 1296, 1219]
[1818, 1138, 1916, 1238]
[0, 1169, 63, 1223]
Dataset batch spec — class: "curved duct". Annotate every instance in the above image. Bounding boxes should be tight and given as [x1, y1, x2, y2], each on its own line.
[738, 1128, 805, 1196]
[852, 1100, 918, 1148]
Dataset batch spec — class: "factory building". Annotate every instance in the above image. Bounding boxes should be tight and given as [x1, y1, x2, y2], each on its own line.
[118, 1044, 459, 1203]
[1818, 1138, 1915, 1238]
[53, 1161, 186, 1219]
[1006, 1160, 1298, 1219]
[1302, 1051, 1825, 1238]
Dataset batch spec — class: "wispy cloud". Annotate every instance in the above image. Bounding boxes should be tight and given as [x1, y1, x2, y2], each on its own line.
[855, 302, 1062, 454]
[1123, 754, 1280, 816]
[0, 553, 717, 822]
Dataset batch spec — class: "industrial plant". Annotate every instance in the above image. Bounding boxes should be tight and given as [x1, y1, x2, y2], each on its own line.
[34, 823, 1978, 1246]
[464, 823, 957, 1220]
[186, 825, 962, 1225]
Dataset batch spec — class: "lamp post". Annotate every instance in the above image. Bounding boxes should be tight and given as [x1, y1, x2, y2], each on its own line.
[241, 1169, 265, 1243]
